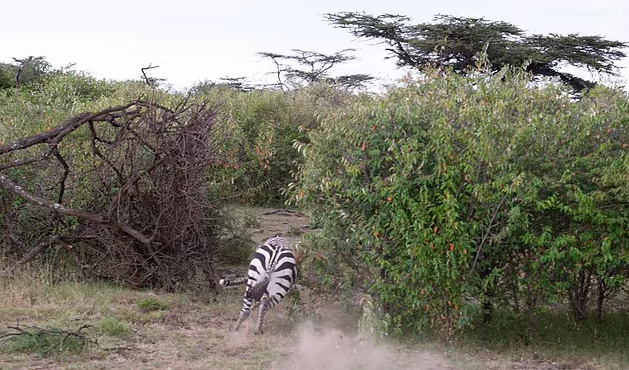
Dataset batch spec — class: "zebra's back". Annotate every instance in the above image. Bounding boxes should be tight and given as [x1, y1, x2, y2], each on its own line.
[226, 236, 297, 334]
[247, 236, 297, 304]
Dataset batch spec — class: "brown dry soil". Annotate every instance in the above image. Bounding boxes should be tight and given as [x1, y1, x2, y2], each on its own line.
[0, 207, 620, 370]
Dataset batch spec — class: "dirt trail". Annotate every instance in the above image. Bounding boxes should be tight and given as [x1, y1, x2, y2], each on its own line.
[246, 207, 311, 247]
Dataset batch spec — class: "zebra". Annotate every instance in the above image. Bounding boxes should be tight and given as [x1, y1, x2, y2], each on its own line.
[219, 236, 297, 334]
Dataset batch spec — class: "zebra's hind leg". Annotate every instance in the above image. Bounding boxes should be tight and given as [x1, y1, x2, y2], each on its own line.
[230, 309, 250, 331]
[254, 296, 271, 335]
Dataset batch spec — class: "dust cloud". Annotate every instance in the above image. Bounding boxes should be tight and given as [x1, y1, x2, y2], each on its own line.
[275, 323, 453, 370]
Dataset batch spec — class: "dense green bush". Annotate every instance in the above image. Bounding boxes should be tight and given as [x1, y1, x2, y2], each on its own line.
[196, 83, 356, 205]
[0, 56, 53, 90]
[291, 67, 629, 335]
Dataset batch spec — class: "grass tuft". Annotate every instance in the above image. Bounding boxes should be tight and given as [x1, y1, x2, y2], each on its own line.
[0, 325, 92, 356]
[137, 297, 170, 312]
[97, 317, 131, 337]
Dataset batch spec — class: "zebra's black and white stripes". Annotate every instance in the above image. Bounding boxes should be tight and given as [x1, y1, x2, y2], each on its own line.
[219, 236, 297, 334]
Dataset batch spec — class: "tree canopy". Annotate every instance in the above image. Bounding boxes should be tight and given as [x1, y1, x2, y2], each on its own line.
[259, 49, 373, 90]
[0, 56, 53, 89]
[325, 13, 628, 92]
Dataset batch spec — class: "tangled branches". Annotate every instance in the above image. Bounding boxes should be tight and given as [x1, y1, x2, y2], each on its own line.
[0, 100, 223, 290]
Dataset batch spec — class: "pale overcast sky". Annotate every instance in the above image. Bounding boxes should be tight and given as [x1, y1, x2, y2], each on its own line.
[2, 0, 628, 90]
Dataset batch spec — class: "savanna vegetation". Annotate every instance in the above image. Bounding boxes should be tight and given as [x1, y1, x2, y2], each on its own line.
[1, 12, 629, 369]
[291, 66, 629, 336]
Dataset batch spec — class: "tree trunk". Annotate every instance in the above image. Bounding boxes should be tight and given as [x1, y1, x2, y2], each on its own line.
[571, 269, 592, 321]
[597, 280, 604, 322]
[511, 275, 520, 314]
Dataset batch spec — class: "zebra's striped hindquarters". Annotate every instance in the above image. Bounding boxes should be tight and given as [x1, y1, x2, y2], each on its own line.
[226, 236, 297, 334]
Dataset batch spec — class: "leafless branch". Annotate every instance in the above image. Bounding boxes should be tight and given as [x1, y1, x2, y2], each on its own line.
[0, 236, 67, 277]
[141, 63, 165, 87]
[0, 173, 153, 244]
[13, 56, 33, 91]
[470, 194, 508, 273]
[0, 100, 222, 290]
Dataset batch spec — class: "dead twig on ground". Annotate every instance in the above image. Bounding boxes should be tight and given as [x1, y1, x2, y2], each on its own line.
[0, 322, 95, 355]
[260, 209, 306, 217]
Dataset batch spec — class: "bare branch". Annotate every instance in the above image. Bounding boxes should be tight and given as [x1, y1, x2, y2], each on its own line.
[0, 100, 221, 290]
[52, 148, 69, 204]
[13, 56, 33, 91]
[141, 63, 165, 87]
[0, 236, 68, 277]
[0, 102, 137, 156]
[470, 194, 508, 273]
[0, 173, 153, 244]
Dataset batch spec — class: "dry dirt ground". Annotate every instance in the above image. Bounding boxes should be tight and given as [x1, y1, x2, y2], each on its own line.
[0, 207, 621, 370]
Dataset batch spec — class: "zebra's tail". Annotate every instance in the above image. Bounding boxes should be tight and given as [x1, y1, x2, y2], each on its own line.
[219, 277, 248, 287]
[246, 275, 269, 301]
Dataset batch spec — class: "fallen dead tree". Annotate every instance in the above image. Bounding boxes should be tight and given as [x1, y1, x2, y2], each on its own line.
[0, 100, 223, 291]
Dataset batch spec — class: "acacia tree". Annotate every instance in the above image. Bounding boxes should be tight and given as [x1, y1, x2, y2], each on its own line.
[258, 49, 373, 90]
[0, 56, 53, 90]
[325, 13, 628, 92]
[190, 77, 261, 94]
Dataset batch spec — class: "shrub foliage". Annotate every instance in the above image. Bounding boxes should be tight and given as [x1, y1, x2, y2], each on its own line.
[291, 68, 629, 334]
[194, 83, 354, 205]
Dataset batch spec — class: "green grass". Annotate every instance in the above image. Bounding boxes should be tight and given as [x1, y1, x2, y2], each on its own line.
[97, 317, 131, 337]
[137, 297, 171, 312]
[0, 326, 92, 356]
[461, 310, 629, 364]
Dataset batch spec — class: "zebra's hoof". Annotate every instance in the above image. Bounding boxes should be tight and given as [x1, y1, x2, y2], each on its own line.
[254, 329, 263, 335]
